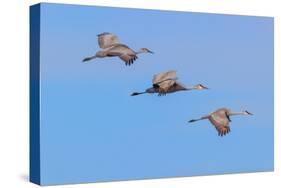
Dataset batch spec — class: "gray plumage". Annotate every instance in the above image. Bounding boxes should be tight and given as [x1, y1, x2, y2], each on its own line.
[188, 108, 253, 136]
[131, 70, 208, 96]
[83, 32, 153, 66]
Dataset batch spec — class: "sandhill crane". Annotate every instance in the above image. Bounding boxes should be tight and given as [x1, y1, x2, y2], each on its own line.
[188, 108, 253, 136]
[82, 32, 153, 66]
[131, 70, 208, 96]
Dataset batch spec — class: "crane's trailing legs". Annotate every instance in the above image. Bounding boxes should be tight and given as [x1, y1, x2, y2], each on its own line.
[131, 92, 147, 96]
[82, 56, 97, 62]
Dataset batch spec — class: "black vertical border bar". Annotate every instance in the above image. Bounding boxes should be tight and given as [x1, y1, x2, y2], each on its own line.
[29, 3, 41, 185]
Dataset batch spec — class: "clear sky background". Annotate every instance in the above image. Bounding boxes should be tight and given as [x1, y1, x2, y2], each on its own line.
[38, 3, 273, 185]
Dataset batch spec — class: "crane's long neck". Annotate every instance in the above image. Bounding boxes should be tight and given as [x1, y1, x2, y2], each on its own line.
[184, 85, 197, 90]
[135, 50, 144, 54]
[228, 111, 245, 116]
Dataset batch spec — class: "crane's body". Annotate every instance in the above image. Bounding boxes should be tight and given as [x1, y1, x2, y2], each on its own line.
[189, 108, 253, 136]
[131, 70, 208, 96]
[83, 32, 153, 65]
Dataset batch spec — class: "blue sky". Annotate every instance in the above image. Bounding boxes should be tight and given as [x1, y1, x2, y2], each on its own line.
[38, 3, 273, 185]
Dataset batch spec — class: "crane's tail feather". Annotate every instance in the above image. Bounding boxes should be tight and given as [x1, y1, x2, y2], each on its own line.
[82, 56, 96, 62]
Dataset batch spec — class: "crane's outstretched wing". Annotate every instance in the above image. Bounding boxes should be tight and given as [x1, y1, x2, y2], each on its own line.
[156, 80, 176, 96]
[157, 81, 186, 95]
[214, 124, 231, 136]
[106, 44, 137, 66]
[209, 109, 231, 136]
[153, 71, 177, 84]
[158, 80, 176, 89]
[97, 32, 120, 49]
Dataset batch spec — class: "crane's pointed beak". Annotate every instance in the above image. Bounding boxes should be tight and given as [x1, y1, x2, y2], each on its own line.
[199, 84, 209, 89]
[245, 110, 253, 115]
[147, 50, 154, 54]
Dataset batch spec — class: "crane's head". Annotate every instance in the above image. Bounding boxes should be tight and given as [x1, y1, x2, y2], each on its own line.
[139, 48, 154, 54]
[242, 110, 253, 115]
[194, 84, 209, 90]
